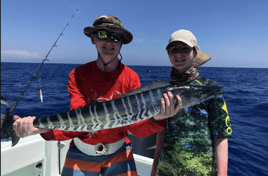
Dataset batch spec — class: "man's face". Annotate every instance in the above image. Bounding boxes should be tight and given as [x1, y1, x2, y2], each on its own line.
[91, 32, 123, 61]
[168, 41, 196, 72]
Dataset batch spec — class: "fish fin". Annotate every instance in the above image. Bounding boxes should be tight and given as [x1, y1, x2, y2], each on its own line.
[122, 78, 171, 97]
[1, 111, 20, 147]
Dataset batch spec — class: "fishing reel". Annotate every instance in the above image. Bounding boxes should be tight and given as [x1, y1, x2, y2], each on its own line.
[1, 95, 20, 146]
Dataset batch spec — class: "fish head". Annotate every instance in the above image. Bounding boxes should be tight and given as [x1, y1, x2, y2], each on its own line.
[169, 85, 224, 108]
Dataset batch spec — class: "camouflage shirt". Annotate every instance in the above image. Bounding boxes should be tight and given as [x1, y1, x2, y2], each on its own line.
[157, 76, 232, 176]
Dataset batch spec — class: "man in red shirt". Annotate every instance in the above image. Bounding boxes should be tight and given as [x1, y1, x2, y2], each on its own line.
[13, 15, 181, 176]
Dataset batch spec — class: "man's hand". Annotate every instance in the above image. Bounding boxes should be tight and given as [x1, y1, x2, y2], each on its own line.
[13, 115, 48, 138]
[153, 92, 182, 121]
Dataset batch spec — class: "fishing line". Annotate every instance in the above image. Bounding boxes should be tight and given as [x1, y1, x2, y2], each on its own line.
[9, 8, 79, 113]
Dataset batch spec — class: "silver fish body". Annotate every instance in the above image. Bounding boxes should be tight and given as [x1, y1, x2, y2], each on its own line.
[1, 78, 223, 147]
[33, 79, 223, 132]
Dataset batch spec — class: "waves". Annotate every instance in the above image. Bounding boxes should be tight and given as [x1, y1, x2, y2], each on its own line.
[1, 63, 268, 175]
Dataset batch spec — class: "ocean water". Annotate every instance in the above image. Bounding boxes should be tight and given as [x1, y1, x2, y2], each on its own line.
[1, 62, 268, 176]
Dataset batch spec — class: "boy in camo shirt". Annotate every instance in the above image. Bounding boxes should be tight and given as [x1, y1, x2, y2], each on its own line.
[151, 29, 232, 176]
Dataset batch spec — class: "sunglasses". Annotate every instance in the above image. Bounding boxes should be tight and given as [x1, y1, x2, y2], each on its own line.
[95, 31, 123, 42]
[169, 47, 193, 54]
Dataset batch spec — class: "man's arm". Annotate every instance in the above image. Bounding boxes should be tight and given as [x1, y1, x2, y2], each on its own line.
[214, 136, 228, 176]
[151, 130, 165, 176]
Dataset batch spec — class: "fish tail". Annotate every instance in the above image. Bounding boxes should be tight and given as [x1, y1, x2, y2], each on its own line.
[1, 111, 20, 147]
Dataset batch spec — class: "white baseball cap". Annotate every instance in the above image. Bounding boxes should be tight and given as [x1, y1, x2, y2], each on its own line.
[166, 29, 200, 51]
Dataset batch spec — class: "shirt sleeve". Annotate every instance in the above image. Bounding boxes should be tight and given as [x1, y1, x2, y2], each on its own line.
[128, 118, 166, 137]
[208, 94, 232, 138]
[40, 68, 90, 141]
[40, 130, 85, 141]
[68, 69, 89, 110]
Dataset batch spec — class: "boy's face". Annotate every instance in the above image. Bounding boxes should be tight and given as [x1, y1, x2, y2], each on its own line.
[91, 32, 123, 60]
[168, 41, 197, 73]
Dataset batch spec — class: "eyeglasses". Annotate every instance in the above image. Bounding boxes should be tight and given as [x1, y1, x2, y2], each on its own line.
[95, 31, 123, 42]
[169, 47, 193, 54]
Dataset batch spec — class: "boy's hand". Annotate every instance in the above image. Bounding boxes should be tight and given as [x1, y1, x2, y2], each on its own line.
[153, 92, 182, 121]
[13, 115, 41, 138]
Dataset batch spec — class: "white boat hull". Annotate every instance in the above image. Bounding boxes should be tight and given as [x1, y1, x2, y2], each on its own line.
[1, 135, 153, 176]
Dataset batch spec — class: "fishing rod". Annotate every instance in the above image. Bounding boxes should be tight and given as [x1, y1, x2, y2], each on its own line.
[1, 9, 79, 174]
[1, 7, 79, 148]
[9, 8, 79, 113]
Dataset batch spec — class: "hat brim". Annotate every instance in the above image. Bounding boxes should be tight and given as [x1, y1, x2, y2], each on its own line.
[84, 25, 133, 44]
[193, 51, 211, 68]
[166, 39, 200, 51]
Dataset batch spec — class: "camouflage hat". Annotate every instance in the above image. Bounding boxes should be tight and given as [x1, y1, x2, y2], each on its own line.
[84, 15, 133, 44]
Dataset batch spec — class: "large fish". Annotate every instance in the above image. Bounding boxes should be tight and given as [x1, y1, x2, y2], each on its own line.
[1, 78, 223, 147]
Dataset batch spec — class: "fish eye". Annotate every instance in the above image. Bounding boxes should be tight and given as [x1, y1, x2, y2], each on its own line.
[199, 91, 203, 95]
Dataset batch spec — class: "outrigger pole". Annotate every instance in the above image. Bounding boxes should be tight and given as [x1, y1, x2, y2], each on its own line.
[9, 8, 79, 113]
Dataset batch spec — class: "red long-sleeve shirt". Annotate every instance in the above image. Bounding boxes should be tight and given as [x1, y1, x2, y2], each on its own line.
[40, 61, 165, 147]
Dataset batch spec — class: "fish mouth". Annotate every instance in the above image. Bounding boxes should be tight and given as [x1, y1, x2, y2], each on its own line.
[205, 87, 224, 99]
[196, 86, 224, 103]
[213, 87, 224, 95]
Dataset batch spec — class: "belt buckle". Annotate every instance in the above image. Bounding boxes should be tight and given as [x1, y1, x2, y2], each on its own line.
[95, 143, 108, 155]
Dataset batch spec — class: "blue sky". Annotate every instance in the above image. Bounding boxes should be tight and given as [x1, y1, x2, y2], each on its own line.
[1, 0, 267, 68]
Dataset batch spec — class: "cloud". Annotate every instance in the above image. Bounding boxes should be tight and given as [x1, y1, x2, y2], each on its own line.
[133, 38, 147, 43]
[133, 38, 158, 43]
[1, 50, 41, 58]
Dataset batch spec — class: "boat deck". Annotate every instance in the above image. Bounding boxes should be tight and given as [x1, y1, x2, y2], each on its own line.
[1, 134, 153, 176]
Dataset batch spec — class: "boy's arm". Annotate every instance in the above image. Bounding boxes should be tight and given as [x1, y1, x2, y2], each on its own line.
[208, 94, 232, 176]
[214, 136, 228, 176]
[151, 130, 165, 176]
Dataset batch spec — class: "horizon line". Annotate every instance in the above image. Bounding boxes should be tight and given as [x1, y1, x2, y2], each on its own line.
[1, 61, 268, 69]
